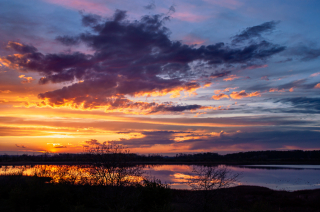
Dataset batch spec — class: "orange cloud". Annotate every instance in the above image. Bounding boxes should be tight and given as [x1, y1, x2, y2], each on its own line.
[0, 42, 26, 69]
[203, 82, 212, 88]
[269, 88, 285, 92]
[134, 83, 201, 98]
[223, 75, 239, 81]
[229, 90, 261, 99]
[289, 87, 294, 92]
[214, 87, 237, 94]
[211, 93, 229, 100]
[194, 112, 207, 117]
[214, 90, 222, 95]
[32, 97, 209, 115]
[315, 83, 320, 89]
[0, 57, 14, 68]
[0, 90, 11, 94]
[19, 75, 34, 84]
[7, 41, 23, 47]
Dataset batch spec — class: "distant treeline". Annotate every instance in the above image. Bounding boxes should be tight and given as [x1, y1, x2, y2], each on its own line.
[1, 150, 320, 164]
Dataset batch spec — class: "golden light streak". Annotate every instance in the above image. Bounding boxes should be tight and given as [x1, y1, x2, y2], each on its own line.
[133, 83, 201, 98]
[19, 75, 35, 84]
[211, 93, 229, 100]
[269, 88, 285, 92]
[229, 90, 261, 99]
[223, 75, 239, 81]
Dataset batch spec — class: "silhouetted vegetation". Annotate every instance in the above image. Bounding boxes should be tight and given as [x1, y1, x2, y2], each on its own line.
[1, 174, 320, 212]
[0, 174, 172, 212]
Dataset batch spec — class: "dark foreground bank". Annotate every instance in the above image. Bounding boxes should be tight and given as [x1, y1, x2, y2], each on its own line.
[1, 175, 320, 212]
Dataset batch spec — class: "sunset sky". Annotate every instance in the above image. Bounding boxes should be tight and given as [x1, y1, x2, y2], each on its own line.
[1, 0, 320, 155]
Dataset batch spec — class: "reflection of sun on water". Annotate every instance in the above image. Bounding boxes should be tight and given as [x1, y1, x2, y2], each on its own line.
[0, 165, 144, 185]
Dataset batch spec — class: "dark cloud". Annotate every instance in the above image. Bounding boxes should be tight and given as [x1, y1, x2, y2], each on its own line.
[232, 21, 279, 44]
[15, 144, 26, 148]
[55, 35, 81, 46]
[276, 97, 320, 111]
[210, 71, 231, 78]
[109, 129, 320, 150]
[144, 2, 156, 10]
[81, 13, 102, 27]
[85, 139, 101, 146]
[168, 5, 176, 13]
[300, 48, 320, 61]
[276, 58, 292, 63]
[150, 104, 203, 113]
[187, 130, 320, 150]
[287, 45, 320, 61]
[54, 145, 67, 148]
[265, 108, 320, 114]
[2, 10, 285, 113]
[37, 75, 203, 113]
[118, 130, 181, 147]
[278, 79, 306, 89]
[249, 79, 311, 91]
[6, 41, 38, 54]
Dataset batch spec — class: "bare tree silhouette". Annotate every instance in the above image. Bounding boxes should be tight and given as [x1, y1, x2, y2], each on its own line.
[188, 165, 239, 190]
[187, 165, 240, 211]
[85, 141, 143, 186]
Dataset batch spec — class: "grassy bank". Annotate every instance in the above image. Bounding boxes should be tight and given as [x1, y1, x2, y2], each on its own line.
[1, 175, 320, 212]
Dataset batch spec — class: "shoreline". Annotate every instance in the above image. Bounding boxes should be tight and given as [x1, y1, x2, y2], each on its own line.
[1, 161, 320, 166]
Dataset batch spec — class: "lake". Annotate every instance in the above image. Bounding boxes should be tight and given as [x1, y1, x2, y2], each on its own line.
[144, 164, 320, 190]
[1, 164, 320, 191]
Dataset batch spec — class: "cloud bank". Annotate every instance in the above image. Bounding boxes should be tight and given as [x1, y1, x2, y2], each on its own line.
[0, 10, 285, 114]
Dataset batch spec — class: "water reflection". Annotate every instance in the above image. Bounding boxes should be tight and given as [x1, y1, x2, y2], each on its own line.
[0, 165, 143, 186]
[1, 164, 320, 191]
[144, 165, 320, 190]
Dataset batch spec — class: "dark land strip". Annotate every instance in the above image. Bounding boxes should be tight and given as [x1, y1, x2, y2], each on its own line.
[1, 175, 320, 212]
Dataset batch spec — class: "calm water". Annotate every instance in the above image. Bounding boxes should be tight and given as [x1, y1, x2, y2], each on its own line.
[144, 164, 320, 190]
[1, 164, 320, 191]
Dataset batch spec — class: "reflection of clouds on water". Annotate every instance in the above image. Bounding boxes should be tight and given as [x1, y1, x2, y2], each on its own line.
[1, 164, 320, 191]
[143, 165, 320, 190]
[146, 165, 193, 172]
